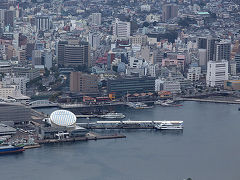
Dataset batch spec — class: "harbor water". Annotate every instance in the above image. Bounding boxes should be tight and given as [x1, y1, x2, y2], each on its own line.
[1, 101, 240, 180]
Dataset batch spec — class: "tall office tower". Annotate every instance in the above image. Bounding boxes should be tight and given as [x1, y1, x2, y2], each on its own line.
[197, 37, 208, 49]
[35, 15, 51, 31]
[112, 18, 131, 39]
[197, 37, 216, 66]
[162, 4, 178, 22]
[57, 40, 91, 67]
[0, 9, 5, 27]
[0, 0, 9, 9]
[64, 41, 90, 67]
[215, 40, 231, 61]
[207, 38, 218, 62]
[18, 48, 27, 65]
[234, 54, 240, 73]
[206, 60, 228, 87]
[70, 72, 98, 94]
[57, 40, 68, 66]
[92, 13, 101, 26]
[44, 50, 52, 70]
[88, 32, 100, 50]
[153, 48, 164, 64]
[26, 42, 35, 60]
[32, 50, 42, 66]
[4, 10, 14, 28]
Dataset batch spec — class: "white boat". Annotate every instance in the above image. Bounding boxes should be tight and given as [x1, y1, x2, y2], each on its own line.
[127, 102, 152, 109]
[133, 102, 153, 109]
[154, 100, 164, 105]
[100, 113, 125, 119]
[155, 121, 183, 130]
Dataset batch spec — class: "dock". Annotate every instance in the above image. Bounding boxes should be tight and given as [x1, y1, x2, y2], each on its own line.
[36, 133, 126, 144]
[77, 120, 183, 129]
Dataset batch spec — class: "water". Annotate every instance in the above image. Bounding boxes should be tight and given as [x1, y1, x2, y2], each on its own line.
[1, 101, 240, 180]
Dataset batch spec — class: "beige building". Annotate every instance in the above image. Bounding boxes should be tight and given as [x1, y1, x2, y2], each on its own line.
[0, 82, 20, 99]
[70, 72, 98, 94]
[224, 80, 240, 90]
[130, 35, 147, 46]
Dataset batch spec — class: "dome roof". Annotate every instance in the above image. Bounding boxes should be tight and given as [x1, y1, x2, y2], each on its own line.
[50, 110, 76, 127]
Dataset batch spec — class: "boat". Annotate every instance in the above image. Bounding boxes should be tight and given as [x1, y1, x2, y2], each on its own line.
[155, 121, 183, 130]
[133, 102, 153, 109]
[154, 99, 182, 107]
[0, 145, 24, 154]
[154, 100, 164, 105]
[100, 112, 125, 119]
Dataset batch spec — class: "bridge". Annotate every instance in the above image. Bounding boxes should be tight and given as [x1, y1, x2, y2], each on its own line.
[29, 100, 59, 108]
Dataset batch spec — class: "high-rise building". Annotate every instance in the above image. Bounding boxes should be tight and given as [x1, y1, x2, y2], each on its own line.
[26, 42, 35, 60]
[57, 40, 68, 66]
[198, 37, 218, 65]
[18, 48, 26, 65]
[0, 0, 9, 10]
[44, 50, 52, 70]
[0, 9, 5, 27]
[206, 60, 228, 87]
[35, 15, 51, 31]
[215, 40, 231, 61]
[32, 50, 42, 66]
[70, 72, 99, 94]
[112, 18, 131, 39]
[235, 54, 240, 73]
[89, 32, 100, 50]
[57, 40, 91, 67]
[4, 10, 14, 28]
[92, 13, 101, 26]
[207, 38, 218, 62]
[162, 4, 178, 22]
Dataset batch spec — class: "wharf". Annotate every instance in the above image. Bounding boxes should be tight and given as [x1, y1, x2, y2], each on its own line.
[36, 133, 126, 144]
[76, 114, 99, 118]
[77, 120, 183, 129]
[23, 144, 41, 149]
[179, 98, 240, 104]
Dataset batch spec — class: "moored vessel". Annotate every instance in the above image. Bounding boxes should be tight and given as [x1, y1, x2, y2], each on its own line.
[0, 145, 24, 154]
[100, 112, 125, 119]
[155, 121, 183, 130]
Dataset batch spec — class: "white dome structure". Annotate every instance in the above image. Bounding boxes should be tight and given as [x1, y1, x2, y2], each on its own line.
[50, 110, 76, 127]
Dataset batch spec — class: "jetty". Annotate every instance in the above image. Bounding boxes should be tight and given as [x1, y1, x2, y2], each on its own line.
[77, 120, 183, 129]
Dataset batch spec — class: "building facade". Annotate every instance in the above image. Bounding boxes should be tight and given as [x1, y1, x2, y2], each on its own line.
[112, 18, 131, 39]
[206, 60, 228, 87]
[70, 72, 99, 94]
[107, 77, 155, 96]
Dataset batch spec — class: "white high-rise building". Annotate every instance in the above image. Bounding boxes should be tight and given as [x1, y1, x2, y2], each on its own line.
[92, 13, 101, 26]
[112, 18, 131, 39]
[88, 32, 100, 50]
[206, 60, 228, 87]
[44, 51, 52, 70]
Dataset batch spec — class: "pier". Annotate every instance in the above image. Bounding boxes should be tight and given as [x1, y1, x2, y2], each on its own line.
[77, 120, 183, 129]
[36, 133, 126, 144]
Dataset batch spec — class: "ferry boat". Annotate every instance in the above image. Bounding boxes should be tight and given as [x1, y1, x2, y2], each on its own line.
[100, 113, 125, 119]
[133, 102, 153, 109]
[155, 121, 183, 130]
[0, 145, 24, 154]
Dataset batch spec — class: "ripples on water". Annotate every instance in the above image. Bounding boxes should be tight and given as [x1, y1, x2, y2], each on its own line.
[1, 102, 240, 180]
